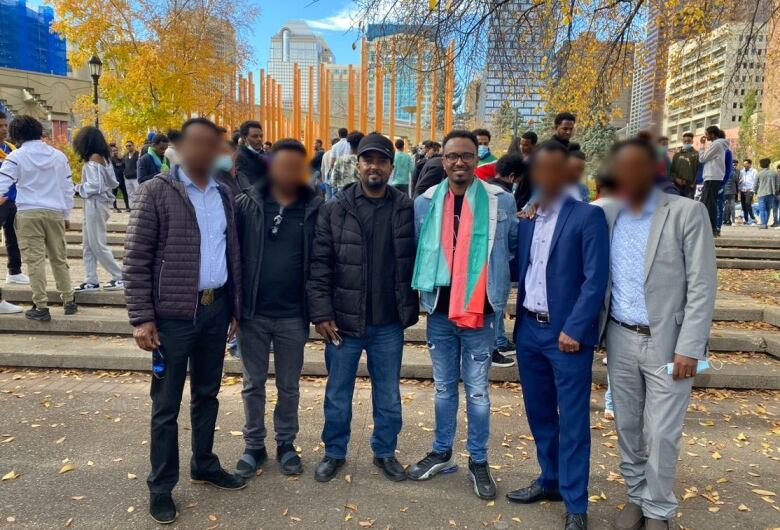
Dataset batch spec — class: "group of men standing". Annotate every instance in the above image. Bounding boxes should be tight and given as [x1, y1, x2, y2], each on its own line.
[123, 116, 715, 530]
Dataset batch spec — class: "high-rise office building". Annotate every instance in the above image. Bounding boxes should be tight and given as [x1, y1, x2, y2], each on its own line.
[267, 20, 335, 112]
[477, 0, 548, 128]
[0, 0, 67, 75]
[662, 22, 767, 148]
[365, 24, 436, 130]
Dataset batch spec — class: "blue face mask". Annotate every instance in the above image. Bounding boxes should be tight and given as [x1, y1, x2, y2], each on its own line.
[213, 154, 233, 172]
[478, 145, 490, 159]
[682, 144, 693, 150]
[657, 359, 721, 375]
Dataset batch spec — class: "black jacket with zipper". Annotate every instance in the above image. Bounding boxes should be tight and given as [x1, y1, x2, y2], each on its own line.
[307, 182, 419, 336]
[234, 182, 323, 321]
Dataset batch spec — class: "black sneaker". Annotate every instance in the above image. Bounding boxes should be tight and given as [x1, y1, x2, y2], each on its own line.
[235, 446, 268, 478]
[74, 282, 99, 292]
[63, 301, 78, 315]
[25, 305, 51, 322]
[468, 458, 497, 500]
[491, 350, 516, 368]
[102, 279, 125, 291]
[497, 340, 516, 354]
[191, 468, 246, 490]
[149, 493, 177, 524]
[407, 450, 457, 481]
[277, 442, 303, 476]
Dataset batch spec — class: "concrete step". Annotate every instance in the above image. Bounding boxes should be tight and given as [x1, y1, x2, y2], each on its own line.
[0, 245, 123, 260]
[716, 237, 780, 249]
[0, 285, 769, 324]
[0, 334, 776, 389]
[716, 247, 780, 260]
[64, 233, 125, 245]
[67, 222, 126, 233]
[716, 258, 780, 269]
[0, 307, 776, 356]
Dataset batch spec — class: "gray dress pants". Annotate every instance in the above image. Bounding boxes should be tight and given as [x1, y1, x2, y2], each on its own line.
[238, 315, 308, 449]
[606, 321, 694, 521]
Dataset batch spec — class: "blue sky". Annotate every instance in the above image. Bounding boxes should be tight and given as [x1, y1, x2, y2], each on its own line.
[248, 0, 362, 68]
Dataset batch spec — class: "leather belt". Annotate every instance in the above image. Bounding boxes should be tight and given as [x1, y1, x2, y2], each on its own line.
[610, 317, 651, 336]
[199, 285, 226, 306]
[526, 310, 550, 324]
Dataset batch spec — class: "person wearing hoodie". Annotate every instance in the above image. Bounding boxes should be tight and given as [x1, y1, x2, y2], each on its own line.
[0, 115, 76, 321]
[0, 111, 29, 288]
[72, 126, 124, 292]
[233, 139, 323, 479]
[698, 126, 729, 236]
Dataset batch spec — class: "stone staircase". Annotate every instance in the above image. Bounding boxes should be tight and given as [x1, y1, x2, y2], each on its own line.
[0, 210, 778, 389]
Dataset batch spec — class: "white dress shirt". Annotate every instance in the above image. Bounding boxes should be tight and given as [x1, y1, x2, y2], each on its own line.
[523, 195, 566, 314]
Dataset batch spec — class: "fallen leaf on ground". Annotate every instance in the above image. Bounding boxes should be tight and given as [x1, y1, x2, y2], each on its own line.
[59, 463, 75, 474]
[2, 470, 19, 481]
[752, 489, 776, 497]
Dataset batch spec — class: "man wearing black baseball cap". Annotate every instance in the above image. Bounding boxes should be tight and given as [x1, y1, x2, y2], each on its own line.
[308, 132, 419, 483]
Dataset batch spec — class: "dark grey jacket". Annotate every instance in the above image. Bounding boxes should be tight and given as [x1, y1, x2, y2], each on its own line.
[307, 182, 419, 336]
[235, 183, 323, 320]
[137, 152, 161, 184]
[124, 169, 242, 326]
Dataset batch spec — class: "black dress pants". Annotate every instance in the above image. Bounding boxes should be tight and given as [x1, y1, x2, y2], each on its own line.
[147, 294, 230, 493]
[700, 180, 720, 235]
[0, 202, 22, 275]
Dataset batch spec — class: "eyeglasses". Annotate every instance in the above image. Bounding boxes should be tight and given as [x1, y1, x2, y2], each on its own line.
[268, 206, 285, 240]
[443, 152, 477, 163]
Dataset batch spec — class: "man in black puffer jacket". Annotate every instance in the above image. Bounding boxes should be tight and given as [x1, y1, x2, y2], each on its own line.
[307, 133, 418, 484]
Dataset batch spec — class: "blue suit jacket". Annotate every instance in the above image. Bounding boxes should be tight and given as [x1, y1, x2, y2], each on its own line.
[514, 197, 610, 347]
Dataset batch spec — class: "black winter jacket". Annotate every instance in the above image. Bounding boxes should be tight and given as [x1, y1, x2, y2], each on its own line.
[307, 183, 419, 336]
[235, 183, 323, 320]
[235, 145, 268, 189]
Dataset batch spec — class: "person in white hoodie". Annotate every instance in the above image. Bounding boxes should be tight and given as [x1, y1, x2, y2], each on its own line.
[698, 125, 729, 236]
[0, 115, 76, 321]
[72, 126, 124, 292]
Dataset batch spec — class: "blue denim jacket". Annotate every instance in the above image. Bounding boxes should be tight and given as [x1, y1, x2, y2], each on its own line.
[414, 179, 518, 313]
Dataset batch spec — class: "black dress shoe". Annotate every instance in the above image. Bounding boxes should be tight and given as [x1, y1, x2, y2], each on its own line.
[565, 513, 587, 530]
[373, 456, 407, 482]
[191, 468, 247, 490]
[506, 480, 563, 504]
[314, 456, 345, 482]
[149, 493, 177, 524]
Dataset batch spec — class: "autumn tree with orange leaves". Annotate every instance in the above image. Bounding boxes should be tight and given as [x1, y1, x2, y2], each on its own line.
[49, 0, 257, 141]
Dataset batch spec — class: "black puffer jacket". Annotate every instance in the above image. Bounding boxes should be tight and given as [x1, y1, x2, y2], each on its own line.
[235, 182, 323, 320]
[307, 182, 419, 336]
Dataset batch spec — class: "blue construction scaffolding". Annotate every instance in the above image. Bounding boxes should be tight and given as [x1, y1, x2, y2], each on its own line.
[0, 0, 67, 76]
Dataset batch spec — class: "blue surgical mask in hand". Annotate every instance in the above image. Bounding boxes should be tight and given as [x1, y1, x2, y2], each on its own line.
[655, 358, 722, 375]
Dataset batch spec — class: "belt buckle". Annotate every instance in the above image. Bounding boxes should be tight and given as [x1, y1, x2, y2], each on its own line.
[536, 312, 549, 324]
[200, 289, 214, 306]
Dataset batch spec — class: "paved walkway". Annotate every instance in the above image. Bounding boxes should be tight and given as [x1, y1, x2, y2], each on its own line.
[1, 370, 778, 529]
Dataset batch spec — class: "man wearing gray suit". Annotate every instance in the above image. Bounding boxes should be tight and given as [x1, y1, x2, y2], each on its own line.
[596, 138, 716, 530]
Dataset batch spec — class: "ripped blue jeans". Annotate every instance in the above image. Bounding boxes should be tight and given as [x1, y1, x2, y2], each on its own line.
[427, 311, 496, 463]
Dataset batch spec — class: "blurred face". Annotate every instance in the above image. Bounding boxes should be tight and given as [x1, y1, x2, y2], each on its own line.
[682, 135, 693, 145]
[270, 149, 307, 191]
[314, 139, 323, 151]
[610, 145, 656, 203]
[125, 142, 135, 153]
[110, 145, 118, 157]
[153, 141, 168, 156]
[568, 157, 586, 184]
[442, 137, 478, 188]
[555, 119, 575, 141]
[706, 131, 716, 141]
[244, 126, 263, 150]
[476, 134, 490, 147]
[179, 124, 221, 176]
[519, 138, 534, 156]
[357, 151, 393, 191]
[0, 118, 7, 143]
[263, 142, 272, 153]
[744, 161, 751, 169]
[657, 137, 669, 148]
[530, 149, 569, 198]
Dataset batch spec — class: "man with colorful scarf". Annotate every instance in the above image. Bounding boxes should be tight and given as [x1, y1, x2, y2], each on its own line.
[408, 130, 517, 500]
[137, 133, 170, 184]
[505, 141, 609, 530]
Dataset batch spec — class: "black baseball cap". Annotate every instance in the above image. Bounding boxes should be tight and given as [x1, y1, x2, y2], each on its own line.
[357, 133, 394, 160]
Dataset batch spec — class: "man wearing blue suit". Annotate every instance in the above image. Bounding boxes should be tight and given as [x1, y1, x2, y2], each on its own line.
[506, 141, 609, 530]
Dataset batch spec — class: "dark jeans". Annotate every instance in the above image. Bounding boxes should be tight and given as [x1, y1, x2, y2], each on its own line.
[238, 315, 308, 448]
[147, 294, 230, 494]
[740, 191, 755, 222]
[700, 180, 720, 235]
[113, 175, 129, 210]
[322, 323, 404, 459]
[716, 185, 725, 231]
[723, 194, 736, 225]
[0, 202, 22, 275]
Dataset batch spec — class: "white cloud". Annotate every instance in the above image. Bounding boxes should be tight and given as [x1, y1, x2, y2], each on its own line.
[305, 7, 357, 32]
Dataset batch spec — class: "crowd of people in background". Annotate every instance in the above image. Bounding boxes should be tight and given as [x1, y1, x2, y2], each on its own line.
[0, 109, 739, 530]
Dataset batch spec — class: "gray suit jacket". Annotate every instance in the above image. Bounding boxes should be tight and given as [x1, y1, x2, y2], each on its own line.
[595, 193, 716, 360]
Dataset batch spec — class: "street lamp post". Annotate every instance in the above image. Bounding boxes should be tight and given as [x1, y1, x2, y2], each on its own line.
[88, 55, 103, 128]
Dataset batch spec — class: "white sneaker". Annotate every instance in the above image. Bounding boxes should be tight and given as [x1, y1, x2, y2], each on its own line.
[0, 300, 23, 314]
[6, 273, 30, 285]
